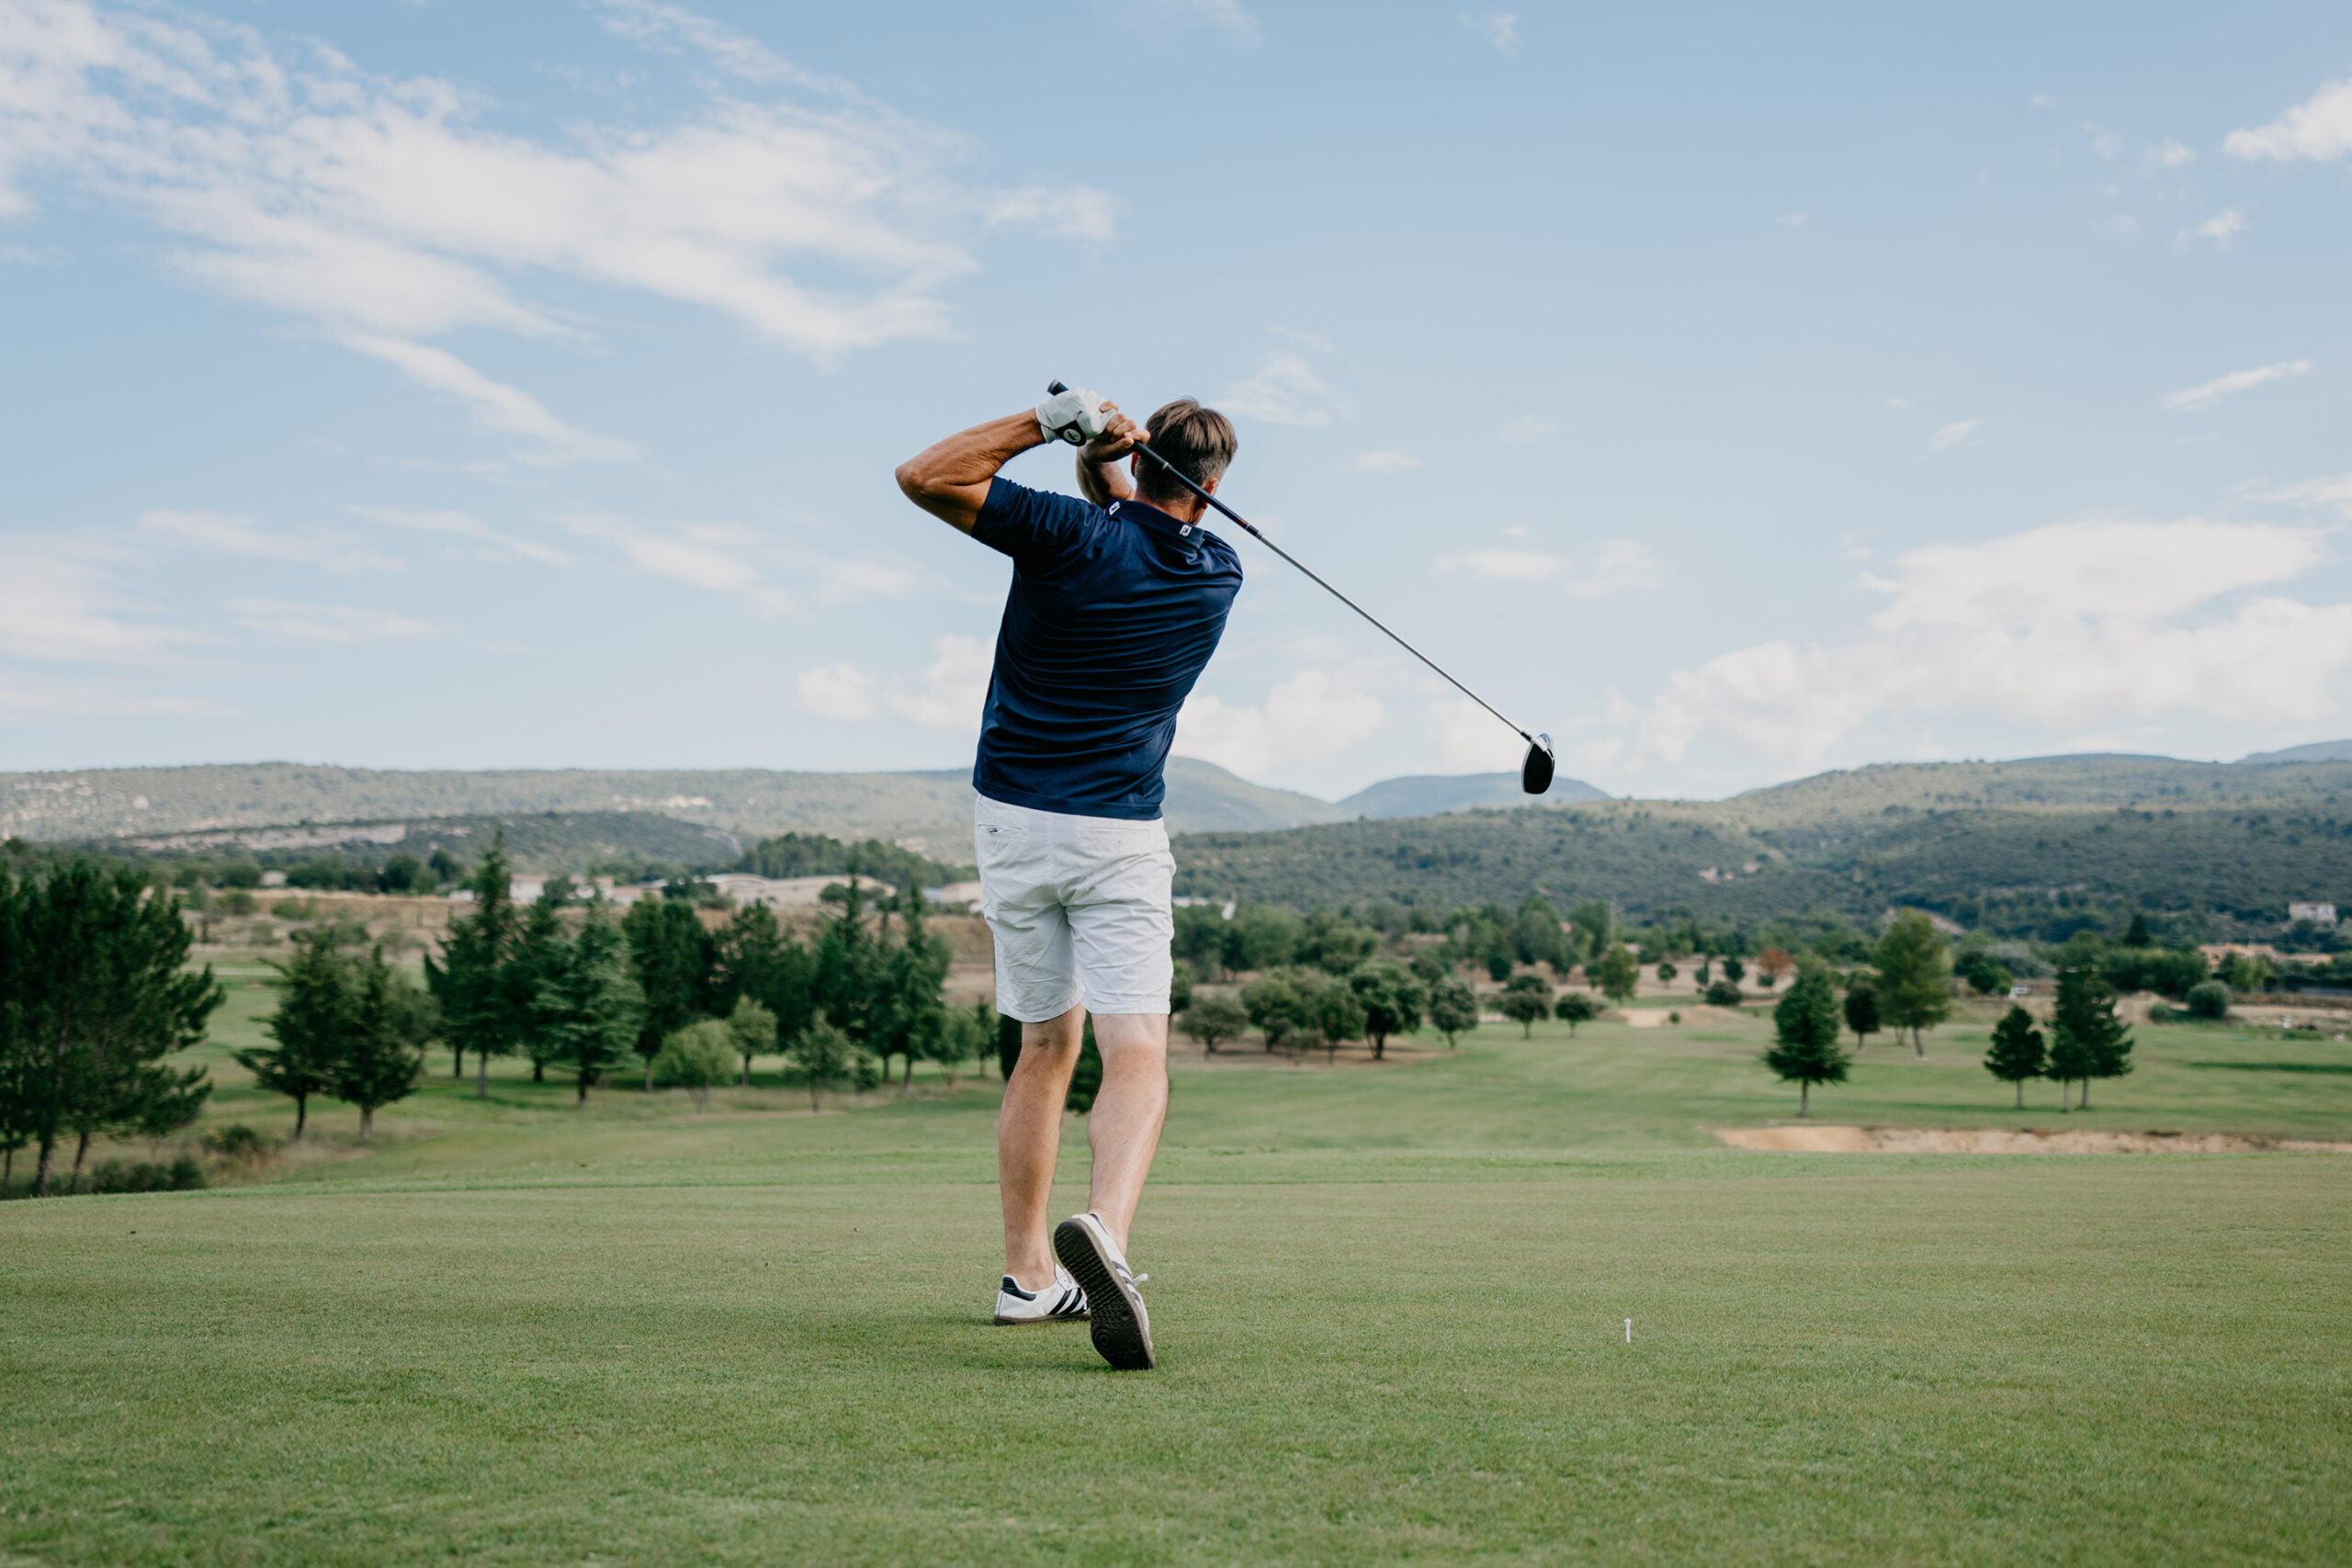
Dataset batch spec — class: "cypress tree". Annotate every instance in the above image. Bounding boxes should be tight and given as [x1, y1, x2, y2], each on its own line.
[539, 905, 643, 1104]
[1983, 1004, 2046, 1110]
[425, 833, 520, 1099]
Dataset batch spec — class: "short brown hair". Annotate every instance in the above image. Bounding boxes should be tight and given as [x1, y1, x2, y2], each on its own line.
[1137, 399, 1238, 503]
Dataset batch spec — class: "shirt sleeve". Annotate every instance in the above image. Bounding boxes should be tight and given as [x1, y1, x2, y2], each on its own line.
[972, 477, 1102, 574]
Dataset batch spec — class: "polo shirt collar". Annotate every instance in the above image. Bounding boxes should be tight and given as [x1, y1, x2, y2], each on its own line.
[1108, 497, 1199, 540]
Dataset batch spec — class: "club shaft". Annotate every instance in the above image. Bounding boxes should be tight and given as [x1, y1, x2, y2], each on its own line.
[1127, 442, 1534, 745]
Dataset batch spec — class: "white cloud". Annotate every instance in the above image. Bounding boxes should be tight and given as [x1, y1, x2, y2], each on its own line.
[1926, 419, 1981, 454]
[560, 513, 792, 615]
[0, 547, 187, 662]
[885, 635, 991, 729]
[0, 1, 1111, 461]
[820, 555, 924, 604]
[2151, 139, 2196, 169]
[1352, 449, 1421, 473]
[2185, 209, 2245, 250]
[1151, 0, 1261, 44]
[1434, 539, 1657, 597]
[795, 660, 876, 720]
[223, 598, 440, 643]
[1174, 669, 1384, 778]
[339, 337, 639, 464]
[1438, 548, 1566, 582]
[1464, 14, 1519, 53]
[2162, 359, 2312, 412]
[0, 674, 214, 721]
[1623, 517, 2352, 773]
[1270, 326, 1336, 353]
[1566, 539, 1661, 600]
[2257, 474, 2352, 517]
[2086, 124, 2125, 160]
[1220, 351, 1350, 428]
[137, 509, 404, 574]
[1498, 415, 1559, 444]
[349, 505, 573, 567]
[983, 186, 1120, 242]
[791, 635, 992, 728]
[2225, 77, 2352, 162]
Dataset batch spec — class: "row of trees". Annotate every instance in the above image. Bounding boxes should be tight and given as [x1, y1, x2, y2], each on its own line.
[0, 863, 222, 1196]
[1760, 952, 2136, 1116]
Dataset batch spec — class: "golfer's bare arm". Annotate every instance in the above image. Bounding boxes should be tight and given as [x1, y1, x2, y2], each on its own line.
[896, 404, 1143, 534]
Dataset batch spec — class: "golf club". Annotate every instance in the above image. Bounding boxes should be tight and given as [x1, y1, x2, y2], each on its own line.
[1047, 381, 1556, 795]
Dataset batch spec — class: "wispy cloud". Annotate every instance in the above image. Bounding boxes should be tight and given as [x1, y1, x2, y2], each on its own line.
[2149, 138, 2195, 170]
[1464, 13, 1519, 53]
[2257, 474, 2352, 517]
[350, 506, 574, 567]
[1151, 0, 1261, 44]
[2183, 209, 2245, 250]
[223, 599, 442, 643]
[1775, 211, 1807, 227]
[1498, 415, 1559, 444]
[138, 510, 405, 574]
[2225, 77, 2352, 162]
[0, 1, 1111, 464]
[560, 513, 793, 615]
[0, 547, 189, 663]
[1352, 450, 1421, 473]
[1436, 540, 1658, 596]
[2162, 359, 2312, 412]
[1221, 351, 1351, 428]
[1926, 419, 1981, 455]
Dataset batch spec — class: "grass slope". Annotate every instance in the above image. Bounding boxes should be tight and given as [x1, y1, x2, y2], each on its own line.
[4, 984, 2348, 1564]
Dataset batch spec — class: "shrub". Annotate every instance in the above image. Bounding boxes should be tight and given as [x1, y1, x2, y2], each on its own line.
[1704, 979, 1745, 1007]
[2185, 980, 2233, 1021]
[219, 890, 257, 916]
[202, 1123, 273, 1159]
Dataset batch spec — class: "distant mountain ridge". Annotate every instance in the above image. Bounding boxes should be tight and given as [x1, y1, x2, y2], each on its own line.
[1338, 772, 1610, 818]
[2238, 739, 2352, 765]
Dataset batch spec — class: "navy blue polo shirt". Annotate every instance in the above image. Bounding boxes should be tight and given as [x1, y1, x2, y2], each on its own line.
[969, 476, 1243, 819]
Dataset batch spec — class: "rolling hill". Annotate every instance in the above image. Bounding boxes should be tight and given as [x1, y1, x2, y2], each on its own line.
[1337, 771, 1610, 818]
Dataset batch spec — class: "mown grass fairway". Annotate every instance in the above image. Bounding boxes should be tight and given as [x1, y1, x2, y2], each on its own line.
[4, 993, 2348, 1564]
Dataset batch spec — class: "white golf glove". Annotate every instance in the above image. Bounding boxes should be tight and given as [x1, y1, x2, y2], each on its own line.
[1036, 384, 1110, 446]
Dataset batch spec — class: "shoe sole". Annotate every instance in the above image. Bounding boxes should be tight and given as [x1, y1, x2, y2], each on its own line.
[1054, 1217, 1155, 1371]
[991, 1311, 1090, 1325]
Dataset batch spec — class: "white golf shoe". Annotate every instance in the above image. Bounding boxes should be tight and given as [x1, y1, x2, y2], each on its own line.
[1053, 1212, 1154, 1370]
[992, 1265, 1089, 1325]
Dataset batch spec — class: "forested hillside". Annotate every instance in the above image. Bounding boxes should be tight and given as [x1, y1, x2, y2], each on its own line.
[1172, 797, 2352, 942]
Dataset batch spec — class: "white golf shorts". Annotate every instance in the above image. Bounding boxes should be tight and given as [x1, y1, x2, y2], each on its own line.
[975, 795, 1176, 1021]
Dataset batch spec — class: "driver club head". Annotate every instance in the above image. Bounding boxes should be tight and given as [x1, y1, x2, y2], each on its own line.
[1521, 734, 1555, 795]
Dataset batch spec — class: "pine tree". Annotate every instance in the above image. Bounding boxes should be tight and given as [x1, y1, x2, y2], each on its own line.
[511, 895, 572, 1084]
[336, 947, 425, 1141]
[1764, 959, 1848, 1116]
[538, 905, 643, 1104]
[425, 833, 520, 1099]
[621, 895, 717, 1090]
[240, 927, 349, 1139]
[6, 862, 221, 1194]
[2052, 966, 2132, 1111]
[1983, 1005, 2046, 1111]
[713, 903, 816, 1077]
[1842, 973, 1881, 1051]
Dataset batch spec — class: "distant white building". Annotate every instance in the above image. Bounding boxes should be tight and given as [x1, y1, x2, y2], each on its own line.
[923, 880, 985, 910]
[2009, 982, 2033, 999]
[2289, 902, 2337, 925]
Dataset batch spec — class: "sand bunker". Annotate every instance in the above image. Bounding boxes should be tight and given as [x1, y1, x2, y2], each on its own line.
[1715, 1125, 2352, 1155]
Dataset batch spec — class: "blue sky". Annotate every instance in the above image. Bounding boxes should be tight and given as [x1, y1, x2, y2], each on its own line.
[5, 0, 2352, 801]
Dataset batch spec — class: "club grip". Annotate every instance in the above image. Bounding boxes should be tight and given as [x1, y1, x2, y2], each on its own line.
[1046, 380, 1068, 396]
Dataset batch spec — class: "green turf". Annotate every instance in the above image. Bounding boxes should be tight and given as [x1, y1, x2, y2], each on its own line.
[4, 989, 2348, 1564]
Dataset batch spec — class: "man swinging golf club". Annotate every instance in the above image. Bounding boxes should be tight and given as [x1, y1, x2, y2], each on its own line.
[895, 385, 1242, 1371]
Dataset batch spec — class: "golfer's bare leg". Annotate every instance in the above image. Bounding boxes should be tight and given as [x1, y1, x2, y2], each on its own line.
[1084, 1012, 1170, 1256]
[1000, 1006, 1082, 1290]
